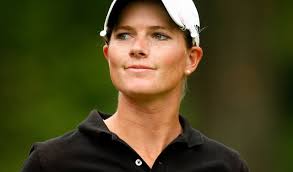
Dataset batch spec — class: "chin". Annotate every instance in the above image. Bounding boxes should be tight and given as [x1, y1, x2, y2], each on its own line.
[118, 83, 162, 98]
[125, 85, 158, 95]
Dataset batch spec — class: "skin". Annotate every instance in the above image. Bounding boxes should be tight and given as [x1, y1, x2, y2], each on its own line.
[103, 0, 203, 168]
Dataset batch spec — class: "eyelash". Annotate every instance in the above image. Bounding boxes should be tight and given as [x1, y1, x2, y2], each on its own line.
[116, 33, 131, 40]
[152, 32, 170, 40]
[114, 32, 171, 41]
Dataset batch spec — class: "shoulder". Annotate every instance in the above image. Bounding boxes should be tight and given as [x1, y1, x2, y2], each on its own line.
[30, 110, 109, 158]
[196, 131, 249, 171]
[201, 133, 240, 157]
[23, 129, 91, 170]
[21, 110, 113, 171]
[32, 130, 76, 157]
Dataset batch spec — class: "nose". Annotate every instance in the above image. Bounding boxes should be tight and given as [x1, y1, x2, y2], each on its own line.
[129, 37, 149, 58]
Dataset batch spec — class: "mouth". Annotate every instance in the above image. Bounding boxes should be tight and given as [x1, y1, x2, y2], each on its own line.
[125, 65, 156, 71]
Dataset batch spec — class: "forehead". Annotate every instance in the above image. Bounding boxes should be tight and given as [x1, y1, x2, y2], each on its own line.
[108, 0, 178, 30]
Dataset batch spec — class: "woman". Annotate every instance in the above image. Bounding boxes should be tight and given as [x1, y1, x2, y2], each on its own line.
[21, 0, 249, 171]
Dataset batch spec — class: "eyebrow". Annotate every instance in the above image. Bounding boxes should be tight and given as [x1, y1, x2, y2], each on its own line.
[149, 26, 171, 30]
[114, 25, 173, 32]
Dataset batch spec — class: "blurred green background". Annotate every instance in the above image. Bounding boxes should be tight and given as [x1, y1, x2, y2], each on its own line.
[0, 0, 292, 171]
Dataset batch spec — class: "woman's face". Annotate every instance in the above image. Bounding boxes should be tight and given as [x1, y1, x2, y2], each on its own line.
[103, 0, 202, 99]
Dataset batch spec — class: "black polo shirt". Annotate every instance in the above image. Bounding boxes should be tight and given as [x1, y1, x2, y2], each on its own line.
[21, 110, 249, 172]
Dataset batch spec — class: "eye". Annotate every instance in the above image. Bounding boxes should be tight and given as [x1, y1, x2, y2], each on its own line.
[152, 32, 170, 41]
[116, 33, 131, 40]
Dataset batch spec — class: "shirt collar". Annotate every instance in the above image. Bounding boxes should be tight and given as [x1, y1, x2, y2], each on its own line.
[78, 110, 204, 148]
[78, 110, 112, 139]
[177, 115, 204, 147]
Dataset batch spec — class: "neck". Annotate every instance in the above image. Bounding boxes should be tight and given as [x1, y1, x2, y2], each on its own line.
[105, 89, 183, 168]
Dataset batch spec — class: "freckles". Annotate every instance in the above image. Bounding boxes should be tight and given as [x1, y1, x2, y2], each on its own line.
[107, 49, 122, 67]
[165, 51, 187, 67]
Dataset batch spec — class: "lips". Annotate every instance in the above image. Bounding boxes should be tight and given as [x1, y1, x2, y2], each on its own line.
[125, 65, 155, 70]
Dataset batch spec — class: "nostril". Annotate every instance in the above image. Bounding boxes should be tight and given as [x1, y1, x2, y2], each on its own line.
[129, 49, 147, 58]
[138, 52, 146, 56]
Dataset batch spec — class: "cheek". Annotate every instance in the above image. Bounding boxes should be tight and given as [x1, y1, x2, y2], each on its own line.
[106, 51, 123, 84]
[161, 48, 187, 73]
[106, 51, 124, 88]
[107, 46, 125, 68]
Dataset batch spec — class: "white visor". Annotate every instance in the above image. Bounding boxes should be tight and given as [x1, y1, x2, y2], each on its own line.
[100, 0, 200, 46]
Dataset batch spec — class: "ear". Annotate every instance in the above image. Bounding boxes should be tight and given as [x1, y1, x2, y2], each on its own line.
[185, 46, 203, 75]
[103, 44, 109, 60]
